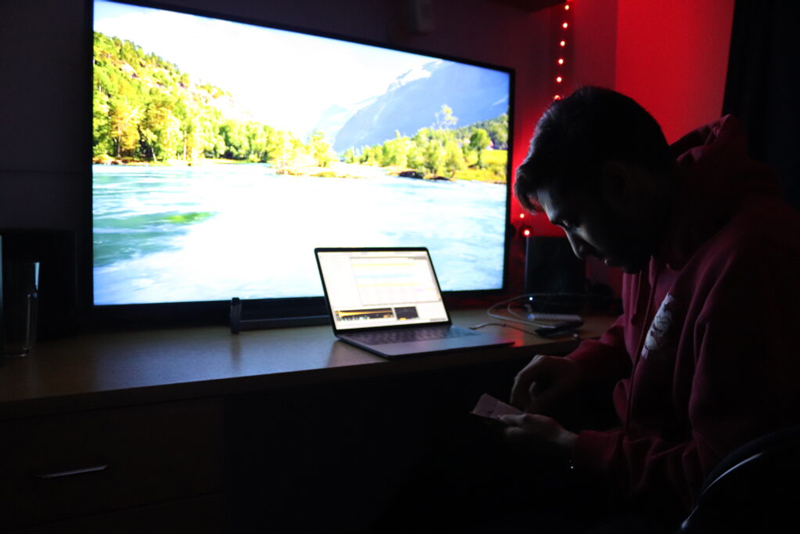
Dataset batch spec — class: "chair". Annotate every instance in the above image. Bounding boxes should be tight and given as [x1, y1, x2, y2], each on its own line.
[679, 424, 800, 534]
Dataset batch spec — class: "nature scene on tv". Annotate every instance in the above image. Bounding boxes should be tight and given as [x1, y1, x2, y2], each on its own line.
[93, 0, 511, 305]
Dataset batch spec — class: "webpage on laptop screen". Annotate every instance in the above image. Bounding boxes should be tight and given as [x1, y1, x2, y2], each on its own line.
[319, 251, 449, 330]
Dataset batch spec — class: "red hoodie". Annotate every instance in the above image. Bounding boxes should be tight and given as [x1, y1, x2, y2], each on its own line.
[567, 115, 800, 512]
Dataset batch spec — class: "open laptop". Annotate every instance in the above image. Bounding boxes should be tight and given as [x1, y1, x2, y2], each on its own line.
[314, 247, 515, 359]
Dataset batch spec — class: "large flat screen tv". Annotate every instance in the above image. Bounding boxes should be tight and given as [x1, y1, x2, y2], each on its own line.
[91, 0, 514, 324]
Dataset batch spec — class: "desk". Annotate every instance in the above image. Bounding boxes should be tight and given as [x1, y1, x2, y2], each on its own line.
[0, 309, 615, 533]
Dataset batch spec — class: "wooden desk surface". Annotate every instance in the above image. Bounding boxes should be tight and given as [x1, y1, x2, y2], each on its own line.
[0, 309, 615, 418]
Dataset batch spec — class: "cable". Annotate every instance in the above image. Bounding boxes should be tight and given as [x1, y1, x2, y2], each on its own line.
[486, 295, 551, 327]
[481, 294, 585, 338]
[470, 321, 540, 336]
[471, 321, 580, 340]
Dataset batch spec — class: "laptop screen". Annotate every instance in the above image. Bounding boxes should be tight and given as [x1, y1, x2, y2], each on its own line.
[315, 248, 450, 331]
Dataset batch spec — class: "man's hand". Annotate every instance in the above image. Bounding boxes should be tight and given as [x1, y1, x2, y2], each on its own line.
[510, 355, 584, 413]
[500, 413, 577, 458]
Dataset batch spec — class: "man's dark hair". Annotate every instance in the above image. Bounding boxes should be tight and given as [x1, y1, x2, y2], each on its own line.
[515, 86, 674, 212]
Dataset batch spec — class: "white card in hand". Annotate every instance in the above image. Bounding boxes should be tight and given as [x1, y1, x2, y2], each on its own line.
[471, 393, 522, 420]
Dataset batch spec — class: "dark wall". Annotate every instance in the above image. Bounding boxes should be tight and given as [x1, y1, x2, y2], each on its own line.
[724, 0, 800, 212]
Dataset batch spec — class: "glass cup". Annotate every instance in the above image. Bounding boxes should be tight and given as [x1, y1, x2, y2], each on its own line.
[2, 261, 40, 357]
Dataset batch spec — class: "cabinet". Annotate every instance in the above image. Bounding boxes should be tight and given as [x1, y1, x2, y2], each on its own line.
[0, 312, 611, 533]
[0, 398, 223, 533]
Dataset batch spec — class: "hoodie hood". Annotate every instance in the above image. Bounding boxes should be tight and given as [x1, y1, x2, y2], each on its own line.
[659, 115, 781, 269]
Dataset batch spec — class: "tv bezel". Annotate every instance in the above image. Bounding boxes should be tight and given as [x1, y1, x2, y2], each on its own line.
[85, 0, 516, 328]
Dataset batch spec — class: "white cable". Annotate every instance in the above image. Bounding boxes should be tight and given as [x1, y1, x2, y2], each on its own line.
[486, 294, 550, 327]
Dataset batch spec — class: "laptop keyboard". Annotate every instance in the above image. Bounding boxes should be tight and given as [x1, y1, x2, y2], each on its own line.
[349, 326, 475, 345]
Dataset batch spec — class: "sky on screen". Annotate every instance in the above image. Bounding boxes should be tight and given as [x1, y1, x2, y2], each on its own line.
[94, 0, 434, 136]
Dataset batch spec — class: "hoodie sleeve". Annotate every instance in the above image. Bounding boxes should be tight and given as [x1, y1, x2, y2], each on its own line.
[571, 211, 800, 511]
[566, 316, 632, 386]
[572, 424, 704, 512]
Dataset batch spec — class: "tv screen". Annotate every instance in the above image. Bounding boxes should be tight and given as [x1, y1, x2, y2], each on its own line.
[91, 0, 513, 316]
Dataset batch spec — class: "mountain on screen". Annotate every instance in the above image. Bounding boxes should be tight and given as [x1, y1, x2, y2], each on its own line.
[323, 60, 509, 152]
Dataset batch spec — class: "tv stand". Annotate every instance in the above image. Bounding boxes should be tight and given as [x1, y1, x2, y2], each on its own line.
[229, 297, 331, 333]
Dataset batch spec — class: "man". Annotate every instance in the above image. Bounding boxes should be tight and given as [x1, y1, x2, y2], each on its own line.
[502, 86, 800, 525]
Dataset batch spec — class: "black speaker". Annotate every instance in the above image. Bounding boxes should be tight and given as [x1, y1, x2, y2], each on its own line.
[524, 236, 585, 295]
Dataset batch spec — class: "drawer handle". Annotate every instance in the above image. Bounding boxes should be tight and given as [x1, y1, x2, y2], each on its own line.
[34, 464, 109, 480]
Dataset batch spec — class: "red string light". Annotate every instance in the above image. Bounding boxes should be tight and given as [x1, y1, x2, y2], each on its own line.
[521, 1, 572, 236]
[553, 1, 572, 101]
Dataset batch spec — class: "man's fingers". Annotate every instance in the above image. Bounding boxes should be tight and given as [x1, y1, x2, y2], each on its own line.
[499, 413, 524, 426]
[525, 381, 547, 412]
[509, 380, 536, 410]
[520, 379, 558, 413]
[511, 354, 582, 412]
[529, 379, 572, 413]
[500, 413, 546, 429]
[510, 378, 530, 409]
[510, 355, 546, 407]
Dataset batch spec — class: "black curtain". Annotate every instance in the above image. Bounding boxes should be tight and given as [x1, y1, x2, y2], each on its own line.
[723, 0, 800, 211]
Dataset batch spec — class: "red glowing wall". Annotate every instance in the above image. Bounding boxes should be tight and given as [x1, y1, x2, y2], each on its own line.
[614, 0, 736, 144]
[518, 0, 736, 292]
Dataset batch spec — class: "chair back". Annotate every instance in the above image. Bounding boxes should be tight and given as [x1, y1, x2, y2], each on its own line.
[679, 425, 800, 533]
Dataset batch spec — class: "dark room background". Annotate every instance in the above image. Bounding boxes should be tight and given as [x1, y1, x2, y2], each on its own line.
[724, 0, 800, 212]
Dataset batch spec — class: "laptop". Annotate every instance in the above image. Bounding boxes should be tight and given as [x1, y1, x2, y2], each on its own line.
[314, 247, 515, 359]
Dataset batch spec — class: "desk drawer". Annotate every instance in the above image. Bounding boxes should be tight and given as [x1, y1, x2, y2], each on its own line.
[6, 493, 224, 534]
[0, 398, 223, 530]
